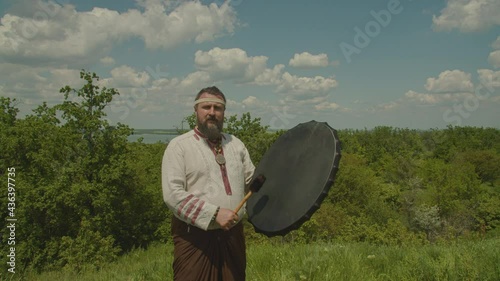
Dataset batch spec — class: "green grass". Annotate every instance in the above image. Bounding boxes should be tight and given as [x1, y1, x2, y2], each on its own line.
[8, 239, 500, 281]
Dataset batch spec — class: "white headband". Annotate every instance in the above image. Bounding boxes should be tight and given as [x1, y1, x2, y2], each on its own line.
[194, 97, 226, 106]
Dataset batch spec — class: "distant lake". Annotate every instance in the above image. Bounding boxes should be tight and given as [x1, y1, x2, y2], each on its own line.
[127, 133, 178, 144]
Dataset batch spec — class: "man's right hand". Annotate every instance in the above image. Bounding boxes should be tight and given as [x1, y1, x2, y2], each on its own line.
[216, 208, 239, 231]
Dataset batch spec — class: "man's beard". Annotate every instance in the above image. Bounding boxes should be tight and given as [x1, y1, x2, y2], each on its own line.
[197, 118, 223, 140]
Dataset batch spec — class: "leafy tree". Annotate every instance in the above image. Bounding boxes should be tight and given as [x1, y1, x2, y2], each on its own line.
[56, 71, 123, 182]
[412, 204, 441, 241]
[337, 129, 366, 155]
[126, 141, 171, 242]
[431, 126, 500, 161]
[474, 186, 500, 233]
[0, 97, 20, 171]
[408, 158, 484, 239]
[452, 150, 500, 185]
[353, 126, 424, 166]
[0, 96, 19, 125]
[328, 153, 400, 230]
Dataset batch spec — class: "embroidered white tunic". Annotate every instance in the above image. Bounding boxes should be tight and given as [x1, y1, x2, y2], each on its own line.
[162, 130, 255, 230]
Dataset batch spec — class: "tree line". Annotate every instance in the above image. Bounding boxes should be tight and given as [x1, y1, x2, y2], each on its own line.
[1, 71, 499, 273]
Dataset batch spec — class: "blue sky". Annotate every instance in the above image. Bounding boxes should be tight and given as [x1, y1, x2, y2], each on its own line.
[1, 0, 499, 130]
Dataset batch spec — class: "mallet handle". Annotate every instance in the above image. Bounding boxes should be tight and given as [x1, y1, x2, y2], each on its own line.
[234, 191, 253, 214]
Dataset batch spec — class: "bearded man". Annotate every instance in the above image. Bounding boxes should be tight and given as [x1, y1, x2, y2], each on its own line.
[162, 86, 255, 280]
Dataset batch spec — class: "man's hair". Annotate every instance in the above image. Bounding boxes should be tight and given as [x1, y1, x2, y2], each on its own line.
[195, 86, 226, 103]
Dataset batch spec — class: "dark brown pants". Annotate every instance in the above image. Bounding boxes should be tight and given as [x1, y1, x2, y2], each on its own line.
[171, 217, 246, 281]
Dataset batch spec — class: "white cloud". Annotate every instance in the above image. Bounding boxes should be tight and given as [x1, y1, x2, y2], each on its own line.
[254, 64, 285, 86]
[276, 72, 338, 103]
[0, 0, 238, 66]
[106, 65, 151, 87]
[224, 99, 243, 110]
[106, 66, 212, 117]
[424, 70, 474, 93]
[0, 60, 198, 119]
[378, 101, 399, 111]
[179, 71, 212, 89]
[396, 69, 500, 109]
[477, 69, 500, 89]
[281, 96, 329, 105]
[488, 50, 500, 68]
[488, 37, 500, 68]
[405, 90, 475, 105]
[100, 56, 115, 65]
[405, 91, 438, 104]
[289, 52, 329, 68]
[193, 47, 338, 102]
[195, 47, 268, 82]
[278, 73, 337, 95]
[314, 101, 340, 111]
[432, 0, 500, 32]
[241, 96, 268, 109]
[368, 101, 401, 113]
[0, 63, 82, 103]
[150, 77, 181, 97]
[130, 1, 238, 49]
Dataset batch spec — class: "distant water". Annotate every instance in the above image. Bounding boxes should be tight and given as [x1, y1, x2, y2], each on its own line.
[127, 133, 178, 144]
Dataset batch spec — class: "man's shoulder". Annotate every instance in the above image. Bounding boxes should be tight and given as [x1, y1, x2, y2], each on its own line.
[168, 130, 196, 146]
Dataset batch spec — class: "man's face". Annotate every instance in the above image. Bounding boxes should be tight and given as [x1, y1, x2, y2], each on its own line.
[195, 93, 225, 139]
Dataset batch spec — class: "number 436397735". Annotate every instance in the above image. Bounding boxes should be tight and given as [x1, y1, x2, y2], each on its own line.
[7, 167, 16, 217]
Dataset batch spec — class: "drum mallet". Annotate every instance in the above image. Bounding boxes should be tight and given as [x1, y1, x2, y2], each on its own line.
[234, 174, 266, 213]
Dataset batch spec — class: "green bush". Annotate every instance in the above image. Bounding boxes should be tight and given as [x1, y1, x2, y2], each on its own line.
[59, 220, 120, 272]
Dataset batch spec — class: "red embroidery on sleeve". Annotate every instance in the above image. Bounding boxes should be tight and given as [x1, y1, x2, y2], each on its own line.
[191, 201, 205, 224]
[177, 194, 194, 216]
[184, 198, 200, 219]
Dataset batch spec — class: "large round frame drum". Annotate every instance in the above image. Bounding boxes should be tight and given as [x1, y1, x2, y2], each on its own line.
[247, 121, 341, 237]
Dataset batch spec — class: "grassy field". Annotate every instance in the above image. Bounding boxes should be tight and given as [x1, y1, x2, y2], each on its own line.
[8, 238, 500, 281]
